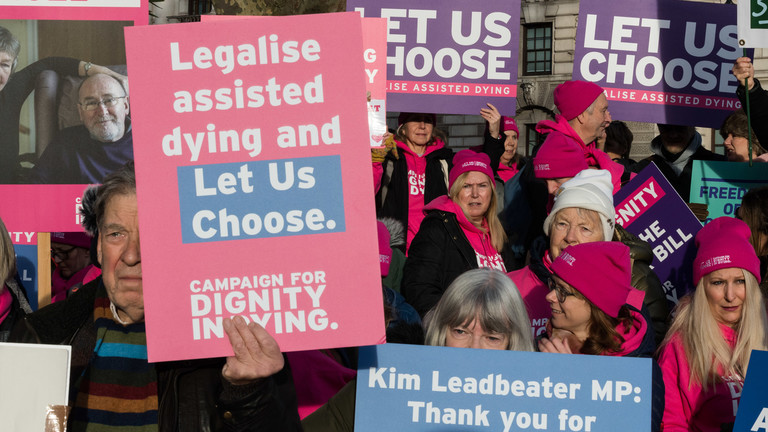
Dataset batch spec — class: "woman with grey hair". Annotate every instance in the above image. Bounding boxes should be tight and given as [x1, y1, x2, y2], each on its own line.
[424, 268, 534, 351]
[303, 268, 534, 432]
[508, 169, 669, 345]
[0, 25, 127, 183]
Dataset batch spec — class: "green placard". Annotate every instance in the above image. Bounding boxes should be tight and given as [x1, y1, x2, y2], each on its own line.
[690, 160, 768, 223]
[752, 0, 768, 29]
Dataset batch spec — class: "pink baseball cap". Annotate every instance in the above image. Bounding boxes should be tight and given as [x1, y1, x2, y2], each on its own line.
[449, 149, 494, 189]
[693, 217, 761, 284]
[551, 242, 645, 318]
[554, 80, 605, 120]
[533, 134, 588, 179]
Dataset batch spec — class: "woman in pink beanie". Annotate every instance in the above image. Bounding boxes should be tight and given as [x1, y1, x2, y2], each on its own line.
[539, 241, 663, 430]
[537, 241, 649, 357]
[657, 216, 768, 432]
[402, 149, 509, 317]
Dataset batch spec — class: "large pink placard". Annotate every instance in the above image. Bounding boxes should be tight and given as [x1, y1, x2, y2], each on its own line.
[125, 13, 385, 362]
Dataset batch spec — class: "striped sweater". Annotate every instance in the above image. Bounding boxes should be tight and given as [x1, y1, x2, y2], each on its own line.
[69, 295, 158, 432]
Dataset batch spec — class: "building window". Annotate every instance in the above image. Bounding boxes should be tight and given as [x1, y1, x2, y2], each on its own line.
[523, 23, 552, 76]
[713, 129, 726, 156]
[525, 123, 543, 156]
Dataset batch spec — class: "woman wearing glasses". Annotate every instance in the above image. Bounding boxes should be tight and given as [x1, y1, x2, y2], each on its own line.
[303, 268, 534, 432]
[50, 232, 99, 303]
[538, 241, 663, 431]
[657, 217, 768, 432]
[424, 268, 534, 351]
[0, 25, 127, 183]
[537, 241, 649, 356]
[507, 169, 669, 344]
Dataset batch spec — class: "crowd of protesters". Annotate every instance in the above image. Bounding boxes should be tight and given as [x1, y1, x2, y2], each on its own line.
[0, 18, 767, 430]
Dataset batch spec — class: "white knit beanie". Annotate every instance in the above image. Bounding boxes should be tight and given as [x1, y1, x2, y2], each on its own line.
[543, 169, 615, 241]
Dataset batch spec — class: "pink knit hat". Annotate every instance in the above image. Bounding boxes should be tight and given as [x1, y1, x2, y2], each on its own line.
[377, 221, 392, 277]
[554, 80, 605, 120]
[51, 231, 91, 248]
[533, 134, 588, 179]
[449, 149, 494, 189]
[693, 217, 761, 284]
[551, 242, 645, 318]
[501, 117, 519, 135]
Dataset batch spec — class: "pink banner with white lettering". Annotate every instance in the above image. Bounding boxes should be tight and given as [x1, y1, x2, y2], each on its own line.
[125, 13, 385, 362]
[0, 3, 144, 232]
[574, 0, 746, 128]
[0, 185, 91, 232]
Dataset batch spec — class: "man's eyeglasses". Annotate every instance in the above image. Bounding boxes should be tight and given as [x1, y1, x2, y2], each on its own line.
[78, 96, 126, 111]
[547, 278, 576, 303]
[51, 246, 76, 261]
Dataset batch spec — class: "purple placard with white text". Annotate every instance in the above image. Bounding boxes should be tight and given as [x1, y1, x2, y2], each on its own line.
[613, 163, 702, 308]
[348, 0, 520, 115]
[574, 0, 747, 128]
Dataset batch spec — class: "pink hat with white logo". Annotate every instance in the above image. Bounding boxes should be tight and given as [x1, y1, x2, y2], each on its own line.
[449, 149, 494, 189]
[501, 117, 519, 135]
[551, 242, 645, 318]
[693, 217, 761, 285]
[533, 134, 588, 179]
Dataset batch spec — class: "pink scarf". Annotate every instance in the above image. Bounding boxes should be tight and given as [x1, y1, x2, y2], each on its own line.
[0, 285, 13, 325]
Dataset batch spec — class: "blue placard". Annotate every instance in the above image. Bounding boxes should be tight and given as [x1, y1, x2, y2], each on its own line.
[13, 244, 38, 310]
[734, 350, 768, 431]
[355, 344, 652, 432]
[177, 155, 346, 243]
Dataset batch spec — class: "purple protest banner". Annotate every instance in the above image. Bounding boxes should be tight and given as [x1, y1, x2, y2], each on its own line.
[348, 0, 520, 115]
[613, 163, 702, 308]
[574, 0, 747, 128]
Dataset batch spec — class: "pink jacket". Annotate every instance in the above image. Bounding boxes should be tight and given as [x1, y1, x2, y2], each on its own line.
[372, 139, 448, 252]
[658, 324, 742, 431]
[507, 256, 552, 340]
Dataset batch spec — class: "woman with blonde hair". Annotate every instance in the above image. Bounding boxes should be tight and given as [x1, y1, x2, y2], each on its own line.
[424, 268, 534, 351]
[658, 217, 768, 431]
[403, 149, 509, 317]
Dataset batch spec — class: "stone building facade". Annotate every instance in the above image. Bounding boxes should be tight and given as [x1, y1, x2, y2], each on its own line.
[388, 0, 767, 161]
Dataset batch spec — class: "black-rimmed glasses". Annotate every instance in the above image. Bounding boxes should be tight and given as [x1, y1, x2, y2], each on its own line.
[78, 96, 126, 111]
[547, 278, 575, 303]
[51, 246, 76, 261]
